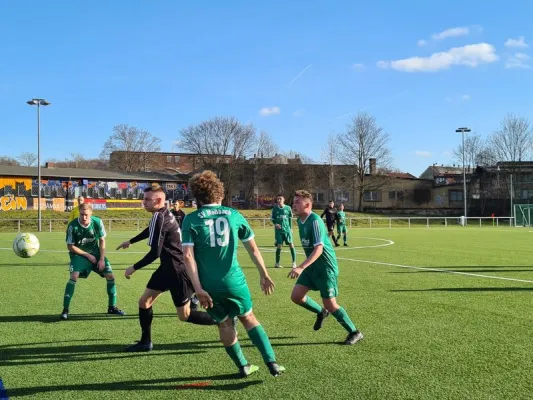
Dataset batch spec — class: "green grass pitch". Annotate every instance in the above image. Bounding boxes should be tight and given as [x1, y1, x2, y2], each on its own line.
[1, 227, 533, 399]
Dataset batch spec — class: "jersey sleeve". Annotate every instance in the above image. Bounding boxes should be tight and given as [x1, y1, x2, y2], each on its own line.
[271, 207, 276, 223]
[311, 215, 325, 247]
[181, 214, 195, 247]
[66, 223, 75, 244]
[130, 227, 150, 244]
[237, 212, 254, 243]
[133, 212, 164, 270]
[94, 217, 107, 239]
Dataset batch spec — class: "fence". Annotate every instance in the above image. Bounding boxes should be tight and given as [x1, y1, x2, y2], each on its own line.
[0, 216, 518, 233]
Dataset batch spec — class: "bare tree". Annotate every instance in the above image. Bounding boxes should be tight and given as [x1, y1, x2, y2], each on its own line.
[17, 152, 38, 166]
[337, 112, 393, 211]
[453, 132, 496, 170]
[283, 150, 315, 164]
[320, 134, 338, 201]
[256, 131, 279, 158]
[0, 156, 20, 166]
[487, 114, 533, 162]
[50, 153, 109, 169]
[102, 124, 161, 172]
[176, 116, 256, 205]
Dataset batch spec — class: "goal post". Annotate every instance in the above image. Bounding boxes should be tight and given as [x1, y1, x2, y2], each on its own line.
[514, 204, 533, 227]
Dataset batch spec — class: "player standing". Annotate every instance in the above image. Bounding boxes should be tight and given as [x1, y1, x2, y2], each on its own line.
[320, 200, 339, 246]
[271, 194, 296, 268]
[288, 190, 363, 345]
[336, 203, 348, 246]
[182, 170, 285, 377]
[61, 203, 125, 320]
[170, 199, 186, 228]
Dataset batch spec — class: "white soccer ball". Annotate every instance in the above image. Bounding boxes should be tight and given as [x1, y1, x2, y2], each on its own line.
[12, 233, 40, 258]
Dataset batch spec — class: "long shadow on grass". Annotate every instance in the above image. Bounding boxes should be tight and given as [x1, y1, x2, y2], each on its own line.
[0, 313, 179, 323]
[0, 337, 300, 367]
[389, 268, 533, 273]
[5, 376, 262, 397]
[391, 287, 533, 292]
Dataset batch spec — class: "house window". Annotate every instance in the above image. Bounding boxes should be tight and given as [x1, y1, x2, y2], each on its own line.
[174, 156, 180, 163]
[167, 156, 172, 163]
[363, 191, 381, 202]
[335, 192, 349, 202]
[449, 190, 463, 202]
[389, 191, 404, 200]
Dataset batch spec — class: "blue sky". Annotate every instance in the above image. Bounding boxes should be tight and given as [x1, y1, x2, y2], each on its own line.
[1, 0, 533, 176]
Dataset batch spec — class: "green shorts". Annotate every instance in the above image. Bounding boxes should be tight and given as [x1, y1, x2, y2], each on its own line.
[296, 266, 339, 299]
[275, 229, 293, 245]
[206, 285, 253, 323]
[337, 224, 347, 235]
[69, 253, 112, 279]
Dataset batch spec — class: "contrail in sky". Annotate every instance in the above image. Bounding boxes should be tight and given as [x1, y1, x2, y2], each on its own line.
[289, 64, 312, 85]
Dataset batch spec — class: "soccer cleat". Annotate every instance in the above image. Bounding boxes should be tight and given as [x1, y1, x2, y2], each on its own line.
[291, 263, 297, 269]
[267, 362, 286, 377]
[60, 309, 69, 320]
[108, 306, 125, 316]
[125, 341, 153, 352]
[274, 263, 283, 269]
[343, 243, 348, 246]
[344, 330, 364, 345]
[238, 364, 259, 378]
[313, 308, 330, 331]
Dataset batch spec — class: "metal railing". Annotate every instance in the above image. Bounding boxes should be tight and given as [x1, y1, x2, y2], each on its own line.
[0, 216, 519, 233]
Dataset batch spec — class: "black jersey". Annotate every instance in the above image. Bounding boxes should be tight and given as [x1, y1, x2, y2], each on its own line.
[321, 206, 338, 226]
[170, 208, 186, 228]
[130, 207, 184, 272]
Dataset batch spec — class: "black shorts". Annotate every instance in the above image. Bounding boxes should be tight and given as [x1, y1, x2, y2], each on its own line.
[146, 265, 194, 308]
[327, 223, 335, 233]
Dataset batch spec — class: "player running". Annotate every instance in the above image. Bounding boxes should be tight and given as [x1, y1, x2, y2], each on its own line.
[320, 200, 339, 246]
[271, 194, 296, 268]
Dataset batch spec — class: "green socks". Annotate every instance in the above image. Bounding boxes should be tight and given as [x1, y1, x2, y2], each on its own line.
[63, 279, 76, 309]
[106, 279, 117, 307]
[290, 246, 296, 263]
[275, 248, 281, 264]
[225, 342, 248, 368]
[299, 296, 322, 314]
[332, 307, 357, 333]
[247, 325, 276, 364]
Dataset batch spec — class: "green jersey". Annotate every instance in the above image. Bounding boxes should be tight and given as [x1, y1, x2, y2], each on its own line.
[182, 204, 254, 292]
[271, 205, 293, 232]
[297, 212, 338, 274]
[66, 216, 106, 254]
[337, 211, 346, 226]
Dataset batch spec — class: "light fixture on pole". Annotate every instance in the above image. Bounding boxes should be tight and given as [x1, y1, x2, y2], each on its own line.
[455, 127, 471, 224]
[27, 98, 51, 232]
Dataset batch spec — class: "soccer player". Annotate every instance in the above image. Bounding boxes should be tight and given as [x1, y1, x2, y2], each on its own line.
[182, 170, 285, 378]
[288, 190, 363, 345]
[69, 196, 85, 223]
[320, 200, 339, 246]
[336, 203, 348, 246]
[117, 184, 216, 352]
[170, 199, 186, 228]
[271, 194, 296, 269]
[61, 203, 125, 320]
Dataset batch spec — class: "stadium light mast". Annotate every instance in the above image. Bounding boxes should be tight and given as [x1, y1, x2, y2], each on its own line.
[456, 127, 471, 225]
[27, 98, 51, 232]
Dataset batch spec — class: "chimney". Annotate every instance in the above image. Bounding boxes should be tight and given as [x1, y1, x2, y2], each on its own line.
[369, 158, 377, 175]
[46, 162, 55, 168]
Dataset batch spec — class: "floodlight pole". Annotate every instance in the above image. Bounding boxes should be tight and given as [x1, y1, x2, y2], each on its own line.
[456, 127, 471, 225]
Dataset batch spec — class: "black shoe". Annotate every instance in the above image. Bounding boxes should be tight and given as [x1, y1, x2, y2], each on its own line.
[267, 362, 286, 377]
[108, 306, 125, 316]
[125, 341, 153, 352]
[238, 364, 259, 378]
[344, 330, 364, 345]
[343, 243, 348, 246]
[60, 308, 69, 320]
[334, 240, 339, 247]
[313, 308, 330, 331]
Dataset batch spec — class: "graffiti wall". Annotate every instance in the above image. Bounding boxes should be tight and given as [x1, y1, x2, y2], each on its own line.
[0, 176, 189, 212]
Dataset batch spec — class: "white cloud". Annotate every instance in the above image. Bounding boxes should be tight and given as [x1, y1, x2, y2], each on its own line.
[377, 43, 498, 72]
[292, 109, 305, 117]
[432, 27, 470, 41]
[505, 36, 528, 48]
[461, 94, 471, 101]
[352, 63, 364, 70]
[416, 151, 432, 157]
[417, 39, 428, 47]
[505, 52, 531, 69]
[259, 106, 280, 116]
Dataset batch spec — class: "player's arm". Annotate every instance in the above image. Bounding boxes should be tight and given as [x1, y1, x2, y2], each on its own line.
[289, 217, 324, 278]
[288, 207, 293, 229]
[66, 224, 96, 263]
[127, 214, 164, 275]
[116, 226, 149, 250]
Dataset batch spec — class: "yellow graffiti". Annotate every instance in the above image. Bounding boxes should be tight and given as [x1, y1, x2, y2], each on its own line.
[0, 195, 28, 211]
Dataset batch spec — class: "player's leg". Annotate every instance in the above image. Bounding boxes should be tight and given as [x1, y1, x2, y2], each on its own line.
[275, 243, 283, 268]
[218, 317, 258, 377]
[98, 257, 125, 315]
[328, 225, 338, 246]
[343, 226, 348, 246]
[286, 232, 297, 268]
[61, 269, 80, 320]
[290, 281, 329, 330]
[125, 284, 163, 352]
[173, 270, 216, 325]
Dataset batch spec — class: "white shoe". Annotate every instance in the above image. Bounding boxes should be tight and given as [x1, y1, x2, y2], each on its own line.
[274, 264, 283, 268]
[291, 263, 297, 269]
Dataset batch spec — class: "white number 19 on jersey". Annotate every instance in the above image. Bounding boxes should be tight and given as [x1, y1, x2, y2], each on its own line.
[205, 217, 230, 247]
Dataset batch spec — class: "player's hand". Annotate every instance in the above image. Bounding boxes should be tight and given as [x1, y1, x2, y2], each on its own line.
[196, 289, 213, 309]
[85, 254, 97, 264]
[124, 266, 135, 279]
[116, 241, 131, 250]
[275, 224, 281, 230]
[97, 259, 105, 271]
[288, 266, 303, 279]
[260, 275, 275, 295]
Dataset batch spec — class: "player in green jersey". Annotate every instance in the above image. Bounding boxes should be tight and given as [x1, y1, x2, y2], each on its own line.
[271, 194, 296, 268]
[61, 203, 125, 320]
[336, 203, 348, 246]
[182, 170, 285, 378]
[288, 190, 363, 345]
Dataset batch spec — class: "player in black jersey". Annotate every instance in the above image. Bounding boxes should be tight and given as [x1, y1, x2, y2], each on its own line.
[170, 199, 186, 228]
[320, 200, 339, 246]
[117, 184, 216, 352]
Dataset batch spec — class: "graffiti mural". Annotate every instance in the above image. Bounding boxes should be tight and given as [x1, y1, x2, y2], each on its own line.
[0, 178, 32, 211]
